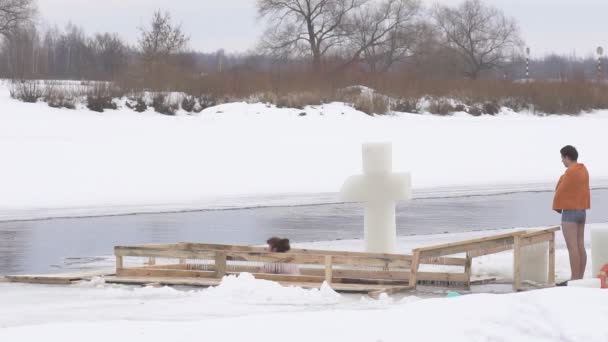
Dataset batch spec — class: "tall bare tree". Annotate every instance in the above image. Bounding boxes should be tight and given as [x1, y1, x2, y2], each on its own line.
[345, 0, 422, 72]
[139, 10, 189, 64]
[0, 0, 36, 39]
[432, 0, 523, 79]
[89, 33, 128, 79]
[257, 0, 365, 72]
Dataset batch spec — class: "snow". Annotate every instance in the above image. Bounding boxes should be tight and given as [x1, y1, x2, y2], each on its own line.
[2, 82, 608, 220]
[1, 274, 607, 341]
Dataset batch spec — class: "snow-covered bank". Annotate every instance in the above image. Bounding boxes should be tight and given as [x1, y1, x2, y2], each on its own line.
[1, 276, 607, 341]
[2, 83, 608, 221]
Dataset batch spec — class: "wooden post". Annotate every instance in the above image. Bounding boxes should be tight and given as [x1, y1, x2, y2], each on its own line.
[115, 255, 123, 271]
[324, 255, 333, 284]
[410, 250, 421, 289]
[215, 251, 227, 278]
[548, 236, 556, 286]
[513, 236, 522, 291]
[148, 257, 156, 266]
[464, 253, 472, 290]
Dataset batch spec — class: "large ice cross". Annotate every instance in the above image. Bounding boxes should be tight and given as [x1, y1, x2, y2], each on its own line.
[340, 143, 412, 253]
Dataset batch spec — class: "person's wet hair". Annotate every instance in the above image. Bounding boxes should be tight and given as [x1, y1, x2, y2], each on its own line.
[267, 237, 291, 252]
[560, 145, 578, 162]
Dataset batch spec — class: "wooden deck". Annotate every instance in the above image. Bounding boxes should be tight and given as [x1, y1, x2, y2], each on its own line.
[2, 226, 558, 298]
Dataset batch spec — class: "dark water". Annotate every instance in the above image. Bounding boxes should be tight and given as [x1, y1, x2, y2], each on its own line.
[1, 189, 607, 275]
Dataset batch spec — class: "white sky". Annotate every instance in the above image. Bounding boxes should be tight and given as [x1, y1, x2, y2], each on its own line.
[37, 0, 608, 57]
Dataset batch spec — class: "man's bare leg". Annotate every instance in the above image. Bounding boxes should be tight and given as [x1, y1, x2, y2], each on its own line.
[576, 222, 587, 279]
[562, 222, 580, 280]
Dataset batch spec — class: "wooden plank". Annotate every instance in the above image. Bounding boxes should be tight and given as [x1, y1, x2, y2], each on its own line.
[548, 236, 556, 285]
[521, 233, 554, 247]
[418, 238, 516, 259]
[513, 235, 522, 291]
[522, 227, 560, 238]
[414, 231, 526, 253]
[416, 272, 468, 283]
[4, 271, 113, 285]
[419, 256, 467, 266]
[4, 276, 73, 285]
[227, 251, 325, 265]
[464, 253, 472, 290]
[409, 250, 421, 290]
[117, 268, 217, 279]
[215, 251, 227, 278]
[306, 269, 409, 281]
[105, 276, 223, 287]
[115, 246, 216, 259]
[178, 242, 412, 260]
[329, 255, 409, 268]
[116, 255, 123, 269]
[325, 255, 333, 284]
[466, 244, 514, 258]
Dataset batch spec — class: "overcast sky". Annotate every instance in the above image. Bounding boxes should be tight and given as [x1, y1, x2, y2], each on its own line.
[38, 0, 608, 57]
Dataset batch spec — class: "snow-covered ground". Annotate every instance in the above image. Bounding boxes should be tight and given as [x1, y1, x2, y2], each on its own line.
[2, 224, 608, 341]
[1, 279, 607, 342]
[2, 83, 608, 221]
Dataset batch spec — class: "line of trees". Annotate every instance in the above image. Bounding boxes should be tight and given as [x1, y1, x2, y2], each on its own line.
[0, 0, 606, 84]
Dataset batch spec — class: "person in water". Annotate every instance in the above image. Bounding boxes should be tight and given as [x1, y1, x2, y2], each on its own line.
[553, 145, 591, 285]
[260, 237, 299, 274]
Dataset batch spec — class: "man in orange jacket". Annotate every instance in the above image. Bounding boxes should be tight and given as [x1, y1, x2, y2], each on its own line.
[553, 145, 591, 285]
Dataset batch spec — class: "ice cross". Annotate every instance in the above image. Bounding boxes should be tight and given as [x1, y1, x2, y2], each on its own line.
[340, 143, 412, 253]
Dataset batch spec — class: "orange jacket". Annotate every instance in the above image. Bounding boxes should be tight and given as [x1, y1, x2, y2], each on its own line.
[553, 163, 590, 210]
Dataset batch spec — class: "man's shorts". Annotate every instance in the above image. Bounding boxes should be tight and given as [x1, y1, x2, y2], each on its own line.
[562, 210, 587, 224]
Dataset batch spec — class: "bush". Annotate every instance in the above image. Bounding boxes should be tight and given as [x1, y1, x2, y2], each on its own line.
[453, 104, 466, 112]
[126, 95, 148, 112]
[41, 82, 78, 110]
[181, 95, 197, 112]
[152, 93, 179, 115]
[354, 94, 389, 115]
[483, 101, 500, 115]
[198, 94, 217, 112]
[393, 98, 420, 113]
[467, 105, 483, 116]
[428, 99, 455, 115]
[9, 80, 44, 103]
[87, 83, 119, 112]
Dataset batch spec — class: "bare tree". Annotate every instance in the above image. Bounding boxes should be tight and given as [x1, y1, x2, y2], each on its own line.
[432, 0, 523, 79]
[345, 0, 422, 73]
[257, 0, 365, 72]
[138, 10, 189, 64]
[0, 0, 36, 38]
[89, 33, 128, 79]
